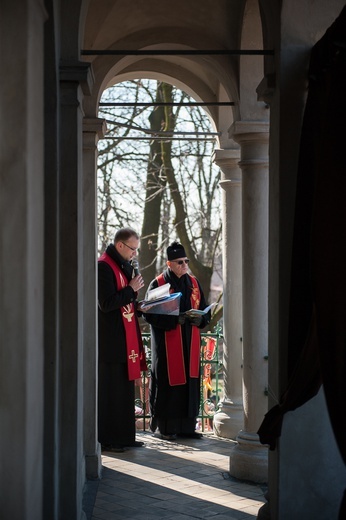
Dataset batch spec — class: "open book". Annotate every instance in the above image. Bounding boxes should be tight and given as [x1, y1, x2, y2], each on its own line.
[145, 283, 171, 302]
[183, 302, 217, 318]
[137, 283, 182, 315]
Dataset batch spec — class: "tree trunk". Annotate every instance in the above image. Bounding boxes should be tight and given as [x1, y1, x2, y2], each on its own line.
[140, 83, 166, 297]
[160, 83, 213, 302]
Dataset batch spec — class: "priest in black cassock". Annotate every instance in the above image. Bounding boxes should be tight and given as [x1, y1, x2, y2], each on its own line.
[98, 228, 147, 452]
[143, 241, 211, 440]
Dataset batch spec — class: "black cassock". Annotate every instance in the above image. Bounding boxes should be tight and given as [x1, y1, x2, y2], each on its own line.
[143, 268, 210, 436]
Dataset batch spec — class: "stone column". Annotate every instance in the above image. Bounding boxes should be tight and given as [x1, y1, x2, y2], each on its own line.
[0, 2, 46, 519]
[82, 118, 107, 479]
[229, 121, 269, 483]
[212, 148, 244, 439]
[59, 61, 93, 519]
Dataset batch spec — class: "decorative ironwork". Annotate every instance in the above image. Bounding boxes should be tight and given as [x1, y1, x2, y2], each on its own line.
[135, 329, 223, 433]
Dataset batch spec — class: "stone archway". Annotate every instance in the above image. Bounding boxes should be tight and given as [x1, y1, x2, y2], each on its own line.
[81, 59, 238, 481]
[80, 0, 272, 487]
[3, 1, 346, 519]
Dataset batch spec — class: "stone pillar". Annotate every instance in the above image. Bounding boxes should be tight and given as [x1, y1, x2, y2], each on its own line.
[43, 5, 60, 517]
[82, 118, 107, 479]
[229, 121, 269, 483]
[212, 148, 244, 439]
[0, 2, 46, 519]
[59, 62, 93, 519]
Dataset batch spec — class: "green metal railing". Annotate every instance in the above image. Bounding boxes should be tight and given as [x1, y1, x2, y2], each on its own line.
[135, 328, 223, 432]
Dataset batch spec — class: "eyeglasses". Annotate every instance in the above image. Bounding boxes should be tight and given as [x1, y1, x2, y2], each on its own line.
[171, 259, 190, 265]
[120, 241, 139, 253]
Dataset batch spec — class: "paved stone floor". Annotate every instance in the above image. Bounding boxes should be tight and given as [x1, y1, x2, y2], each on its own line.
[84, 430, 267, 520]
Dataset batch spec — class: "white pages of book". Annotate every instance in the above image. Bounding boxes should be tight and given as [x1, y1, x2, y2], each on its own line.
[146, 283, 171, 302]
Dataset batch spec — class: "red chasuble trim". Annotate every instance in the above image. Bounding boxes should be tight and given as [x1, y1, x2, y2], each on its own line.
[165, 327, 187, 386]
[157, 273, 201, 386]
[99, 252, 144, 381]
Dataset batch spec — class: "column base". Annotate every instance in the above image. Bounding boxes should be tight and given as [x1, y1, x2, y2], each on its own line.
[85, 443, 102, 479]
[213, 400, 244, 440]
[257, 502, 271, 520]
[230, 430, 268, 483]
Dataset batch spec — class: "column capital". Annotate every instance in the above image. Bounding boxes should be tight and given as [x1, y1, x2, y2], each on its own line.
[256, 74, 276, 105]
[228, 121, 269, 168]
[83, 117, 107, 138]
[60, 61, 94, 96]
[213, 148, 241, 184]
[228, 120, 269, 142]
[213, 147, 240, 165]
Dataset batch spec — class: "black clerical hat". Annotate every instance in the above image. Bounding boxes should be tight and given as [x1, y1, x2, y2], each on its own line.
[167, 241, 186, 260]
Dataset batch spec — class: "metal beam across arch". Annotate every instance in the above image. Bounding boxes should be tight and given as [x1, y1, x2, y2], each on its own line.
[81, 49, 274, 56]
[99, 102, 235, 107]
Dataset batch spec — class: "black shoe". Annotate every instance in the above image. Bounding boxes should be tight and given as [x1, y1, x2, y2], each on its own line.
[124, 441, 144, 448]
[149, 417, 158, 433]
[101, 444, 125, 453]
[178, 432, 203, 439]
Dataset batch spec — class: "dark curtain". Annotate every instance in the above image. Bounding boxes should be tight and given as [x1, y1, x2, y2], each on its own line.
[257, 6, 346, 517]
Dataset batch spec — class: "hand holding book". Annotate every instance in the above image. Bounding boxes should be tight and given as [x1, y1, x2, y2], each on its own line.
[183, 302, 217, 318]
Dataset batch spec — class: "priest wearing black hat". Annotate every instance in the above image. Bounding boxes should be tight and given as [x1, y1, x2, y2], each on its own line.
[143, 241, 211, 440]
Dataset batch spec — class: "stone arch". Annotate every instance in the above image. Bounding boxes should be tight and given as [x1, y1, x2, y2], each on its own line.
[3, 1, 346, 519]
[100, 72, 224, 147]
[83, 44, 238, 147]
[81, 2, 246, 135]
[80, 0, 271, 486]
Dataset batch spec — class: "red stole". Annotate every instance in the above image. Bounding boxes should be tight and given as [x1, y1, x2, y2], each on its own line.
[157, 273, 201, 386]
[99, 252, 147, 380]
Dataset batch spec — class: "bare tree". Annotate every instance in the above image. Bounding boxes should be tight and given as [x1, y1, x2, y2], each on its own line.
[139, 83, 166, 292]
[159, 83, 213, 301]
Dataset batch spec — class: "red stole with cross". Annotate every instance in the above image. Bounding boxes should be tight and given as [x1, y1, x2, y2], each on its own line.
[157, 273, 201, 386]
[99, 252, 147, 380]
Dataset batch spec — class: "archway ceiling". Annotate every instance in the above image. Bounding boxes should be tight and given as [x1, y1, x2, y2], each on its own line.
[83, 0, 247, 107]
[84, 0, 246, 52]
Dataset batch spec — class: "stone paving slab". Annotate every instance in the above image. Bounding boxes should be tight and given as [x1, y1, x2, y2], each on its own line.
[84, 431, 267, 520]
